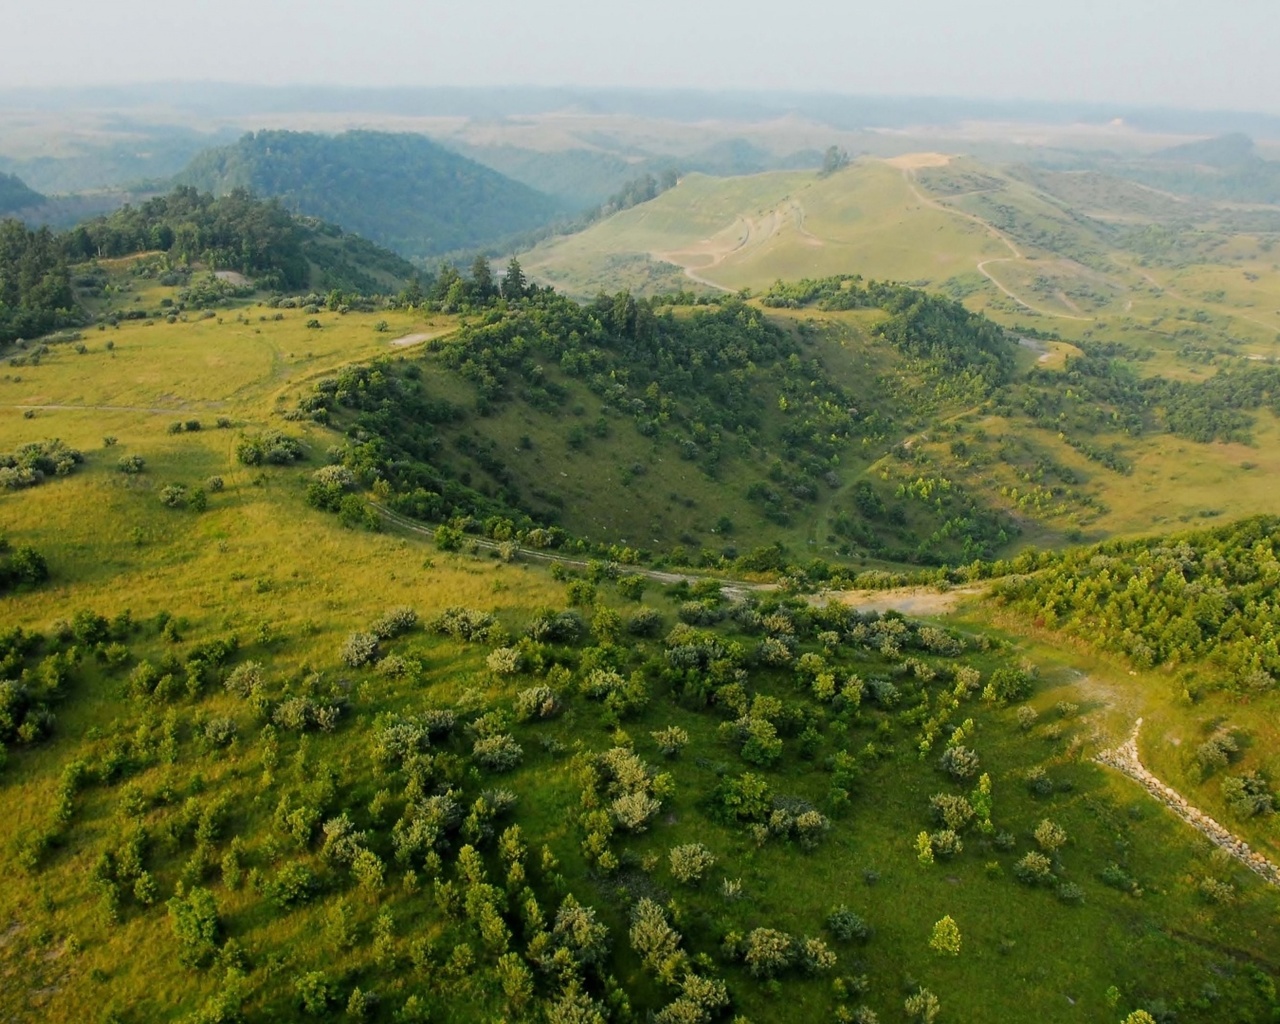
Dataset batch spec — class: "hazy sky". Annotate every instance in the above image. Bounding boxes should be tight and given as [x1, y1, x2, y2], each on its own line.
[5, 0, 1278, 111]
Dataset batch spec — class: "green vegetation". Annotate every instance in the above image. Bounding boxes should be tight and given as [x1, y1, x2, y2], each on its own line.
[4, 143, 1280, 1023]
[996, 515, 1280, 690]
[0, 171, 43, 215]
[177, 131, 561, 258]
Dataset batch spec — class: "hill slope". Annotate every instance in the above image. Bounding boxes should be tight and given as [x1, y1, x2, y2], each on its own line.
[0, 171, 44, 215]
[1, 268, 1279, 1023]
[178, 131, 562, 258]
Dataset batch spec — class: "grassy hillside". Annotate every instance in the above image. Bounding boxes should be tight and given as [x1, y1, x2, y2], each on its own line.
[521, 162, 1009, 299]
[2, 265, 1280, 1023]
[521, 156, 1280, 357]
[178, 132, 562, 259]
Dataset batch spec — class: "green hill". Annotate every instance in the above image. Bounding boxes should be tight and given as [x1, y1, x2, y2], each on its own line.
[0, 187, 417, 345]
[1, 261, 1279, 1023]
[0, 171, 43, 215]
[177, 131, 562, 258]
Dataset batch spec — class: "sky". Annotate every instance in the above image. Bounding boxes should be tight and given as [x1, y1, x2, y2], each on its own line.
[4, 0, 1278, 112]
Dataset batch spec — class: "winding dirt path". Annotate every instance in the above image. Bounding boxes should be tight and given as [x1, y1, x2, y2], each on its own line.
[902, 169, 1095, 322]
[1095, 719, 1280, 886]
[373, 503, 979, 613]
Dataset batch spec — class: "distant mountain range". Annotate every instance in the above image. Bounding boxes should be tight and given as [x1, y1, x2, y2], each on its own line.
[175, 130, 563, 259]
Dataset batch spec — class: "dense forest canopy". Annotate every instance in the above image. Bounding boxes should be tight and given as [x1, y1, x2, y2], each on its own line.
[177, 131, 562, 258]
[996, 516, 1280, 690]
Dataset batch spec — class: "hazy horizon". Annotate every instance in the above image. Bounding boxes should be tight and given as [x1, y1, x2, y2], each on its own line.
[5, 0, 1279, 115]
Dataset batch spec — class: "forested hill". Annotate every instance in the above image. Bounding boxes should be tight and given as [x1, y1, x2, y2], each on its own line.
[1, 187, 417, 343]
[177, 131, 562, 258]
[0, 172, 43, 215]
[995, 515, 1280, 691]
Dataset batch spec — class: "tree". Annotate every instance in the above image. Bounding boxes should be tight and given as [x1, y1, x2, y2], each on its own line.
[820, 145, 850, 177]
[501, 257, 527, 300]
[929, 915, 961, 956]
[471, 254, 496, 300]
[1122, 1013, 1158, 1024]
[167, 885, 221, 968]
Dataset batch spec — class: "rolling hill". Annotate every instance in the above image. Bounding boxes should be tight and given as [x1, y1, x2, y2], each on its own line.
[177, 131, 562, 259]
[1, 256, 1279, 1023]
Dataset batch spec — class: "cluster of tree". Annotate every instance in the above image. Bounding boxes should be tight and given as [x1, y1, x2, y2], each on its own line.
[0, 538, 48, 593]
[176, 130, 561, 258]
[761, 275, 1015, 392]
[1014, 349, 1280, 446]
[0, 438, 84, 491]
[0, 221, 77, 344]
[5, 185, 420, 346]
[995, 515, 1280, 690]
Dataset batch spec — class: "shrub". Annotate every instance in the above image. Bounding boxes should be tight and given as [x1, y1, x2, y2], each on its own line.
[612, 791, 662, 832]
[796, 936, 837, 974]
[432, 606, 498, 642]
[371, 606, 417, 639]
[1056, 882, 1085, 904]
[273, 696, 341, 733]
[1033, 819, 1068, 854]
[904, 988, 941, 1023]
[160, 484, 187, 508]
[616, 608, 661, 641]
[268, 862, 319, 908]
[930, 793, 975, 832]
[826, 905, 871, 942]
[651, 725, 689, 758]
[118, 454, 145, 474]
[224, 661, 264, 697]
[206, 476, 224, 493]
[929, 829, 963, 858]
[929, 915, 961, 956]
[938, 745, 980, 781]
[486, 647, 524, 676]
[236, 430, 304, 466]
[669, 843, 716, 885]
[1193, 732, 1238, 778]
[203, 717, 238, 747]
[514, 685, 561, 721]
[473, 734, 523, 772]
[1222, 772, 1275, 818]
[341, 632, 379, 668]
[743, 928, 794, 979]
[629, 898, 688, 982]
[1013, 851, 1054, 885]
[295, 970, 333, 1015]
